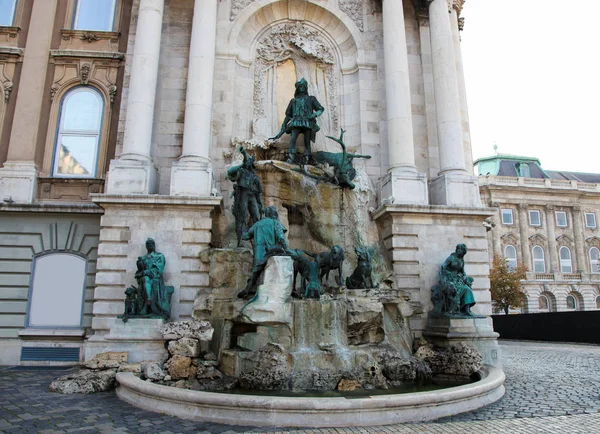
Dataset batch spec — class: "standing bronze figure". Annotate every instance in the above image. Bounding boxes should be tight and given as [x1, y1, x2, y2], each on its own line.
[270, 78, 324, 164]
[227, 146, 264, 247]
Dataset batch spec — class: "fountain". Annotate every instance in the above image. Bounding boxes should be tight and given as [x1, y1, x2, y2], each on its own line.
[109, 82, 505, 426]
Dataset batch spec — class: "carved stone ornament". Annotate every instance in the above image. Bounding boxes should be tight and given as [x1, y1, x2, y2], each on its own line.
[412, 0, 430, 25]
[253, 22, 338, 131]
[80, 32, 100, 43]
[2, 81, 12, 103]
[528, 233, 547, 245]
[500, 232, 519, 246]
[50, 84, 60, 101]
[80, 63, 91, 85]
[458, 16, 465, 31]
[556, 234, 575, 246]
[108, 84, 117, 104]
[586, 236, 600, 248]
[338, 0, 364, 31]
[230, 0, 253, 21]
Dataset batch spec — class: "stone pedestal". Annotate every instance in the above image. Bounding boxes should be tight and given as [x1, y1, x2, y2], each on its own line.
[241, 256, 293, 325]
[423, 316, 501, 368]
[87, 194, 221, 360]
[379, 169, 428, 205]
[85, 318, 168, 363]
[106, 159, 158, 195]
[170, 157, 213, 196]
[430, 173, 482, 207]
[0, 162, 38, 203]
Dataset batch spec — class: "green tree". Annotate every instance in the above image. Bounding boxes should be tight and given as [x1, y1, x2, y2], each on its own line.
[489, 256, 528, 314]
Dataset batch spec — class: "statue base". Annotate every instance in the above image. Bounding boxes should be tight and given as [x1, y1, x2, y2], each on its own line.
[84, 318, 168, 363]
[423, 315, 501, 368]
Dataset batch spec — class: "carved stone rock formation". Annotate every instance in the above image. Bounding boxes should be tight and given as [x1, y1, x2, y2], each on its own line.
[161, 320, 214, 342]
[49, 369, 118, 394]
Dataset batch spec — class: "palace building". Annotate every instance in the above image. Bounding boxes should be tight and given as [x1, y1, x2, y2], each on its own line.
[476, 154, 600, 314]
[0, 0, 501, 367]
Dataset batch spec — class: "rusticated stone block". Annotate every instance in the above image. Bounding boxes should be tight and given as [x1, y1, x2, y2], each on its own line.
[168, 337, 200, 357]
[164, 355, 192, 379]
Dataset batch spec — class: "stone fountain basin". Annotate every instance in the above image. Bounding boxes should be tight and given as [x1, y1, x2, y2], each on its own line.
[115, 366, 505, 427]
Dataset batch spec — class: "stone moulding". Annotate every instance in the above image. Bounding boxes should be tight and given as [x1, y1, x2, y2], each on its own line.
[115, 366, 505, 427]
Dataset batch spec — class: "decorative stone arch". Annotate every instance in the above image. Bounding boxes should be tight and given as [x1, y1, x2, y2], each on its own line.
[42, 58, 118, 179]
[566, 287, 584, 311]
[585, 236, 600, 249]
[528, 233, 547, 247]
[536, 285, 557, 312]
[225, 0, 368, 154]
[556, 234, 575, 249]
[228, 0, 365, 68]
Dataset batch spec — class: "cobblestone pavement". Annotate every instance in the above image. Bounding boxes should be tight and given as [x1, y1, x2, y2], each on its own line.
[1, 340, 600, 433]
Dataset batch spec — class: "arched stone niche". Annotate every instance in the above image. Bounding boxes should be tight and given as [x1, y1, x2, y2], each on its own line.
[226, 0, 366, 154]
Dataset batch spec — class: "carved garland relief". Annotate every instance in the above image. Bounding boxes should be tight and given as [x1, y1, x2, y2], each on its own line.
[253, 23, 339, 147]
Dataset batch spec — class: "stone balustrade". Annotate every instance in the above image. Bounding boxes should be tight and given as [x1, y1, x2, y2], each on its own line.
[479, 176, 600, 192]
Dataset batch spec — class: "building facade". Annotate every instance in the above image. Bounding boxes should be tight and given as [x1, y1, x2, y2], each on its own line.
[476, 155, 600, 314]
[0, 0, 500, 367]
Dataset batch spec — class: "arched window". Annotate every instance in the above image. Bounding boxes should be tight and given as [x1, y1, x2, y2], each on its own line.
[590, 248, 600, 273]
[596, 296, 600, 309]
[532, 246, 545, 273]
[538, 295, 549, 311]
[566, 294, 577, 310]
[73, 0, 117, 31]
[52, 87, 103, 178]
[27, 252, 87, 328]
[504, 245, 517, 269]
[559, 247, 573, 273]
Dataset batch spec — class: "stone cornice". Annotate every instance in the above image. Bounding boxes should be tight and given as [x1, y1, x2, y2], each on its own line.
[0, 45, 22, 56]
[50, 49, 124, 60]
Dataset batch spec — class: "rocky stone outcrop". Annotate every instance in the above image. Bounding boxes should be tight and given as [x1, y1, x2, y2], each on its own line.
[82, 351, 128, 370]
[346, 297, 384, 345]
[49, 369, 117, 394]
[142, 362, 166, 381]
[379, 349, 432, 383]
[414, 342, 483, 377]
[161, 320, 214, 341]
[291, 368, 341, 391]
[118, 363, 142, 373]
[239, 343, 292, 390]
[164, 355, 193, 380]
[337, 378, 362, 391]
[168, 337, 200, 357]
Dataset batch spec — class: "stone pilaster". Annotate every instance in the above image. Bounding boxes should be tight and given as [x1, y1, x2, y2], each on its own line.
[572, 206, 586, 273]
[545, 205, 559, 272]
[427, 0, 479, 206]
[0, 0, 58, 203]
[170, 0, 218, 197]
[517, 204, 532, 271]
[379, 0, 428, 205]
[106, 0, 164, 195]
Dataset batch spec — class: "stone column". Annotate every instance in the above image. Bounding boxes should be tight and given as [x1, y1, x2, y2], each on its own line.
[517, 204, 531, 271]
[170, 0, 217, 197]
[0, 0, 59, 203]
[379, 0, 428, 205]
[545, 205, 559, 272]
[428, 0, 480, 206]
[572, 206, 586, 273]
[106, 0, 165, 195]
[449, 1, 473, 174]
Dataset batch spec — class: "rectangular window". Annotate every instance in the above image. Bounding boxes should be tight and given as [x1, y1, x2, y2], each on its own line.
[555, 211, 567, 227]
[585, 213, 597, 228]
[501, 209, 513, 225]
[0, 0, 17, 26]
[529, 210, 541, 226]
[73, 0, 116, 31]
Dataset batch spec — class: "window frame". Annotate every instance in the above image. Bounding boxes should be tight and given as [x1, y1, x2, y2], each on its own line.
[559, 246, 573, 273]
[0, 0, 18, 27]
[538, 294, 549, 311]
[25, 251, 88, 329]
[72, 0, 118, 32]
[590, 247, 600, 273]
[529, 210, 541, 227]
[532, 245, 546, 273]
[566, 294, 577, 311]
[51, 86, 104, 179]
[596, 295, 600, 310]
[504, 245, 518, 269]
[555, 211, 568, 228]
[585, 212, 597, 229]
[501, 208, 514, 225]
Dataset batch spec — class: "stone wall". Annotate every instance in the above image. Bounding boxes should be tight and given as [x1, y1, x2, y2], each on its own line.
[0, 208, 102, 364]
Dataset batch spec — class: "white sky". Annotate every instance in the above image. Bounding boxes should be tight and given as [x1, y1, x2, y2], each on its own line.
[461, 0, 600, 173]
